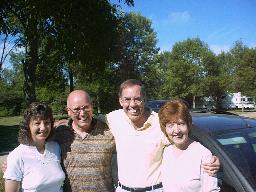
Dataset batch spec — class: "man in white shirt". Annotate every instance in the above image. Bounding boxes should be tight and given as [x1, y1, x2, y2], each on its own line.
[106, 79, 220, 192]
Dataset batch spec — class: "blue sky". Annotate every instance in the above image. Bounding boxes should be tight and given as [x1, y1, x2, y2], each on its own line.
[116, 0, 256, 54]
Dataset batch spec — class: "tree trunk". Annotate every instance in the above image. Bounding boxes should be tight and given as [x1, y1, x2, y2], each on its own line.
[23, 13, 39, 104]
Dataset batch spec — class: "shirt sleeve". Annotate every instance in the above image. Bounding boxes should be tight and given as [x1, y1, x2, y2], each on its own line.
[201, 149, 220, 192]
[3, 149, 23, 182]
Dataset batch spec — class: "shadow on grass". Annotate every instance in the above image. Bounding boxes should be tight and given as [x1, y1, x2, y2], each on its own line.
[0, 125, 19, 154]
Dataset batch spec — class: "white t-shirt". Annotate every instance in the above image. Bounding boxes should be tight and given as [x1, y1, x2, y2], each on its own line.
[107, 109, 168, 187]
[162, 141, 220, 192]
[4, 141, 65, 192]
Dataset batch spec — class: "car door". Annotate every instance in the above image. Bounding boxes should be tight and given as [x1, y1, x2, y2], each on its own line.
[190, 126, 256, 192]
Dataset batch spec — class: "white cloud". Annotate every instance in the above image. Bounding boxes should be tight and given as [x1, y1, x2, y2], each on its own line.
[207, 27, 238, 42]
[248, 42, 256, 48]
[167, 11, 191, 25]
[210, 41, 256, 55]
[209, 44, 230, 55]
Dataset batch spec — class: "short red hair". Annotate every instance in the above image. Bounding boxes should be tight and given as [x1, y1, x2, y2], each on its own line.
[158, 99, 192, 139]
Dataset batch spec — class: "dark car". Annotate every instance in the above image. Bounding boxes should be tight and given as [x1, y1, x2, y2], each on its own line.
[190, 113, 256, 192]
[146, 100, 169, 112]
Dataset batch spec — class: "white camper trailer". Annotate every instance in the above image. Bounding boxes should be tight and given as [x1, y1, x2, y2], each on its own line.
[220, 92, 255, 109]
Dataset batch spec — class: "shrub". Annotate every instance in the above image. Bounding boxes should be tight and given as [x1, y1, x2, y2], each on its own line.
[0, 92, 24, 117]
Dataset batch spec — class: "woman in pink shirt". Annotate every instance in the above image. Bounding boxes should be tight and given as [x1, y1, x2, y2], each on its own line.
[158, 100, 220, 192]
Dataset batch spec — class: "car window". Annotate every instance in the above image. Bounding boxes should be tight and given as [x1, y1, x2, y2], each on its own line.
[146, 100, 168, 112]
[248, 131, 256, 152]
[147, 101, 166, 108]
[215, 128, 256, 187]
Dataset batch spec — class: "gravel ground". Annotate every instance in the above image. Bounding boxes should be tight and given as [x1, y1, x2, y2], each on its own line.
[232, 111, 256, 119]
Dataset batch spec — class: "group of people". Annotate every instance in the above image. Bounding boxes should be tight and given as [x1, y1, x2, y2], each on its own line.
[3, 79, 220, 192]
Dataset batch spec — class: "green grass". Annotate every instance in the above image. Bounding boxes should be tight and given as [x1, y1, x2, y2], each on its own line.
[0, 116, 22, 126]
[0, 171, 4, 192]
[0, 116, 20, 154]
[0, 117, 20, 191]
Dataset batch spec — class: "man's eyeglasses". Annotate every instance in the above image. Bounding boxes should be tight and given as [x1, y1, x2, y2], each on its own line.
[68, 105, 92, 115]
[121, 97, 144, 105]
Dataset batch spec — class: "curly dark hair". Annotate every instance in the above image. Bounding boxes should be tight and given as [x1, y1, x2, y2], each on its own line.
[18, 102, 55, 145]
[158, 99, 192, 142]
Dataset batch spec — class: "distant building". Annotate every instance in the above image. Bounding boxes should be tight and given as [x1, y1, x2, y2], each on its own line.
[220, 92, 255, 109]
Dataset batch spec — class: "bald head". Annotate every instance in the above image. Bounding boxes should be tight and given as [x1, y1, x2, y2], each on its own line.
[67, 90, 91, 107]
[66, 90, 93, 131]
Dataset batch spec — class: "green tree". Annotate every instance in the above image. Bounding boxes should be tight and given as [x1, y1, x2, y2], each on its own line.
[114, 12, 159, 82]
[229, 41, 256, 97]
[200, 51, 228, 109]
[161, 59, 200, 101]
[161, 38, 205, 105]
[160, 38, 224, 108]
[74, 11, 160, 112]
[144, 52, 170, 100]
[0, 0, 134, 104]
[0, 51, 24, 116]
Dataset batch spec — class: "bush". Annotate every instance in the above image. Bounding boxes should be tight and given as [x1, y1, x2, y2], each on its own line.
[0, 92, 24, 117]
[36, 88, 67, 114]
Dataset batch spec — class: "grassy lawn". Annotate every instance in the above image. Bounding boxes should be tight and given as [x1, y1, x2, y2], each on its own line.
[0, 116, 21, 192]
[0, 171, 3, 192]
[0, 117, 17, 191]
[0, 116, 21, 154]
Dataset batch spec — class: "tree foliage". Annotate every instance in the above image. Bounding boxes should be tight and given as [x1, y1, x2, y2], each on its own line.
[0, 0, 134, 104]
[159, 38, 231, 108]
[229, 41, 256, 97]
[74, 12, 160, 112]
[0, 52, 24, 116]
[114, 12, 159, 82]
[1, 2, 256, 115]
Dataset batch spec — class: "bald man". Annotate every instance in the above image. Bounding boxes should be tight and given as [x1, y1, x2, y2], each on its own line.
[55, 90, 116, 192]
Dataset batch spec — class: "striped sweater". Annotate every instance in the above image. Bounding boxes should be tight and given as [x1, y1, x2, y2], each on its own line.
[55, 118, 116, 192]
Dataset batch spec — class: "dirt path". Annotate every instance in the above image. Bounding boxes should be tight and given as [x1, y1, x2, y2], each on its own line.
[232, 111, 256, 119]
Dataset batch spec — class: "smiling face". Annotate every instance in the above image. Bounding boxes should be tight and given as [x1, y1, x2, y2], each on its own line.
[165, 119, 189, 148]
[29, 117, 52, 144]
[119, 85, 146, 127]
[158, 99, 192, 149]
[67, 90, 93, 131]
